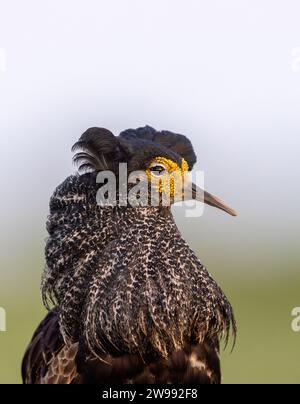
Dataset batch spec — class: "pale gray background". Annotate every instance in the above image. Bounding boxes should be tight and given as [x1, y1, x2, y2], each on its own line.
[1, 0, 299, 277]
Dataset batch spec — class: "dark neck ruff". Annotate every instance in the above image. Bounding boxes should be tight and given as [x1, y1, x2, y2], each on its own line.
[42, 174, 235, 359]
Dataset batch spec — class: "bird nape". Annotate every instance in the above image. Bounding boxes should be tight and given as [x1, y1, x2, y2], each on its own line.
[22, 126, 237, 385]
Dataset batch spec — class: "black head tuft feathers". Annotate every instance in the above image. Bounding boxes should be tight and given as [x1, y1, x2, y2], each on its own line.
[72, 126, 197, 173]
[119, 126, 197, 170]
[72, 128, 119, 173]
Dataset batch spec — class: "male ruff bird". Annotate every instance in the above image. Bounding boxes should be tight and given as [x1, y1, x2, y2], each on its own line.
[22, 126, 237, 384]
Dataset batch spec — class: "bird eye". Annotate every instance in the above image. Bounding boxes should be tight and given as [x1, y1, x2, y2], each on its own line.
[149, 165, 166, 176]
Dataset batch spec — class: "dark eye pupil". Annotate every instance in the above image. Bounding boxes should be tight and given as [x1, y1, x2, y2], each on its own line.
[150, 166, 165, 175]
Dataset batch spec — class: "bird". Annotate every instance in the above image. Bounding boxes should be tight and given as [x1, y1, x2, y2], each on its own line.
[22, 126, 237, 384]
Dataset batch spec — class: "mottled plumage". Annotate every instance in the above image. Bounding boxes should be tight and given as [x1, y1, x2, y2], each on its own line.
[22, 126, 236, 384]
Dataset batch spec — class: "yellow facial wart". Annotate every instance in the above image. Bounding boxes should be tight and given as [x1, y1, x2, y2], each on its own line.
[146, 157, 189, 197]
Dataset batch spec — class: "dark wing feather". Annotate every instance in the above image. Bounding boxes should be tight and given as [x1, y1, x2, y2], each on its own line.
[22, 310, 79, 384]
[119, 126, 197, 169]
[22, 310, 62, 384]
[22, 311, 221, 384]
[76, 340, 221, 384]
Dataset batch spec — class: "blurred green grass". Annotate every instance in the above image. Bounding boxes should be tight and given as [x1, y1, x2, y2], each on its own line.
[0, 260, 299, 384]
[220, 275, 300, 384]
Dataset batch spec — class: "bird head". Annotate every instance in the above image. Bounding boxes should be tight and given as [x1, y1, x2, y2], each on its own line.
[72, 126, 237, 216]
[43, 126, 236, 356]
